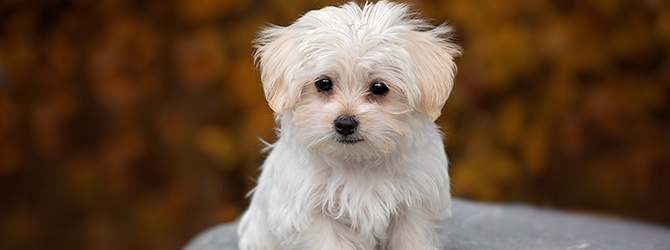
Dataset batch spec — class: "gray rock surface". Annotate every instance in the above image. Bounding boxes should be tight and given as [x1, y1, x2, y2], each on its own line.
[183, 199, 670, 250]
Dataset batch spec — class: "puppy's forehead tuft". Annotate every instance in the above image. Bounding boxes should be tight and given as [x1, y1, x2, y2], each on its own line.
[296, 1, 423, 38]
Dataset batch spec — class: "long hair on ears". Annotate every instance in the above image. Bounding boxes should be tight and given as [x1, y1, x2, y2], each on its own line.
[400, 22, 461, 121]
[253, 25, 301, 115]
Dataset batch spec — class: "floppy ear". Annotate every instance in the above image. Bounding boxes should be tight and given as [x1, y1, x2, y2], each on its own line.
[403, 24, 461, 121]
[253, 25, 302, 115]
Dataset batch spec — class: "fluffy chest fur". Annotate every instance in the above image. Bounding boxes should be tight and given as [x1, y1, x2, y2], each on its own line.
[316, 165, 411, 235]
[255, 119, 451, 244]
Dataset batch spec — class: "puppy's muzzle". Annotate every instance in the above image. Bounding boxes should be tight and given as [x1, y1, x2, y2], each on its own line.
[334, 116, 358, 136]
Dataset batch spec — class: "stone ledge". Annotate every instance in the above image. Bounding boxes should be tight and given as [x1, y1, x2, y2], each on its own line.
[183, 199, 670, 250]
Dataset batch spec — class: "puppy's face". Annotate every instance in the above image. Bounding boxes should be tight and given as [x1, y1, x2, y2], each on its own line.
[255, 2, 460, 160]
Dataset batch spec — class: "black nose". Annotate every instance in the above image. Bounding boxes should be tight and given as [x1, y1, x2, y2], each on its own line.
[334, 116, 359, 136]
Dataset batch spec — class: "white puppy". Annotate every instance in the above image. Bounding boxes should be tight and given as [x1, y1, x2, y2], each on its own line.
[238, 1, 460, 249]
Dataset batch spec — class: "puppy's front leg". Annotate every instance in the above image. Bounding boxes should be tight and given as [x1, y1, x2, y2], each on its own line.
[238, 206, 279, 250]
[301, 214, 376, 250]
[386, 206, 442, 250]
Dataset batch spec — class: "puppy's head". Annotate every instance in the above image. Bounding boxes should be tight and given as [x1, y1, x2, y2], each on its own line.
[255, 1, 460, 160]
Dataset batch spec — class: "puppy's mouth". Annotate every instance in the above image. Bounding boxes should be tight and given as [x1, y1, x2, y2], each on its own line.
[336, 138, 364, 144]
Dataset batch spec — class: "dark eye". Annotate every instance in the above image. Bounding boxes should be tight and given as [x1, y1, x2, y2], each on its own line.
[315, 78, 333, 92]
[370, 82, 389, 96]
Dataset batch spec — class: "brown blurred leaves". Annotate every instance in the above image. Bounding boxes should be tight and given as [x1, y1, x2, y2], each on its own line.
[0, 0, 270, 250]
[433, 0, 670, 222]
[0, 0, 669, 250]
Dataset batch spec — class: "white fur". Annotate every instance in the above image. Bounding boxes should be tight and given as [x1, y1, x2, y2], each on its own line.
[238, 2, 461, 249]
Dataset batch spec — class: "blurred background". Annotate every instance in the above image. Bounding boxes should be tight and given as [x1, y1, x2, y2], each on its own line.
[0, 0, 669, 249]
